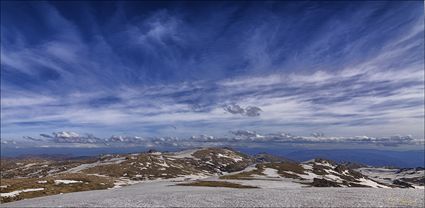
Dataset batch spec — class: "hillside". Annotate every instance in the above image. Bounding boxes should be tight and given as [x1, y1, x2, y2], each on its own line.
[1, 148, 424, 203]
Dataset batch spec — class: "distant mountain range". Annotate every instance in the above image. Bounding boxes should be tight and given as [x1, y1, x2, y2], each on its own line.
[237, 148, 425, 168]
[2, 145, 424, 168]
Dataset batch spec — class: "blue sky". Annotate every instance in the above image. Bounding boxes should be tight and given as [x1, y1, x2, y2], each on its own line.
[1, 1, 424, 147]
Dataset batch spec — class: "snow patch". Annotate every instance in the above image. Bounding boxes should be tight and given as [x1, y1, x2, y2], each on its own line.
[54, 180, 83, 185]
[66, 157, 126, 173]
[216, 153, 243, 162]
[1, 188, 44, 198]
[263, 168, 280, 178]
[24, 163, 36, 168]
[170, 149, 198, 159]
[113, 178, 141, 188]
[298, 171, 319, 180]
[324, 174, 343, 182]
[357, 178, 389, 188]
[301, 164, 313, 170]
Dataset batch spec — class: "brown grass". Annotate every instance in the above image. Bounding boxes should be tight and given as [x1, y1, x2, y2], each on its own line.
[81, 157, 196, 180]
[219, 164, 265, 180]
[1, 173, 114, 203]
[264, 162, 305, 174]
[220, 162, 307, 180]
[178, 181, 258, 189]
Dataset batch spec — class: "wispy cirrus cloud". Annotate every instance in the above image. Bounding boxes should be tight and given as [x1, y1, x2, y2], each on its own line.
[2, 65, 423, 141]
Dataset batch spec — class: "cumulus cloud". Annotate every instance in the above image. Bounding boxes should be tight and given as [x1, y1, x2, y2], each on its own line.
[223, 104, 263, 117]
[245, 106, 262, 117]
[230, 130, 262, 138]
[226, 130, 419, 146]
[53, 131, 80, 138]
[40, 134, 54, 139]
[41, 131, 104, 144]
[9, 130, 420, 149]
[311, 132, 325, 138]
[223, 104, 245, 115]
[23, 136, 44, 142]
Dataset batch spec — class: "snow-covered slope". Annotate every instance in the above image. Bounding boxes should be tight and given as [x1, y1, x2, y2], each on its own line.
[357, 167, 424, 188]
[2, 181, 424, 208]
[220, 158, 392, 188]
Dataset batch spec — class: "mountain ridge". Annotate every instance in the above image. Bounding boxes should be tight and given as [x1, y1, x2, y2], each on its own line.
[1, 147, 424, 203]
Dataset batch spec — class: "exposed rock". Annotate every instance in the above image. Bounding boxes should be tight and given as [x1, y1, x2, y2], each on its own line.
[312, 178, 341, 187]
[393, 179, 415, 188]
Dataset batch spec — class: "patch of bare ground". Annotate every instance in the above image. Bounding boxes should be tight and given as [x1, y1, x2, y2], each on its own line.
[263, 162, 306, 179]
[177, 181, 258, 189]
[1, 173, 114, 203]
[219, 164, 265, 180]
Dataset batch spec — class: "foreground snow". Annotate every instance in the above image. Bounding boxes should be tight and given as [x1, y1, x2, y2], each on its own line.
[2, 181, 423, 207]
